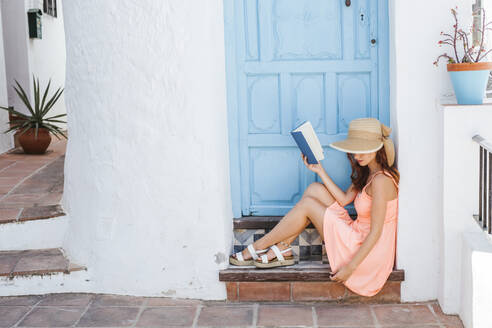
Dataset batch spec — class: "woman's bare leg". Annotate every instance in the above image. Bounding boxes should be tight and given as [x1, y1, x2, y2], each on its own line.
[234, 182, 337, 261]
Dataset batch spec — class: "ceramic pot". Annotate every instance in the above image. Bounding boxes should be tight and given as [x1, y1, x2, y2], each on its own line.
[447, 62, 492, 105]
[18, 127, 52, 154]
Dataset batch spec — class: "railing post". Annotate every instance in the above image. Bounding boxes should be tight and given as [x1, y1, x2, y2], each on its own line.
[480, 146, 483, 224]
[489, 152, 492, 234]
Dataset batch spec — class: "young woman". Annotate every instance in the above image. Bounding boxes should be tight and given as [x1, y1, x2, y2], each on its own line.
[229, 117, 400, 297]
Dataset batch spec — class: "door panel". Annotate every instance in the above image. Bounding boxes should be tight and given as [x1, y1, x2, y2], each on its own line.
[224, 0, 389, 217]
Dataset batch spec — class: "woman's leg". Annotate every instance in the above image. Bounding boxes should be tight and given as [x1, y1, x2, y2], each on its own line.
[235, 182, 337, 260]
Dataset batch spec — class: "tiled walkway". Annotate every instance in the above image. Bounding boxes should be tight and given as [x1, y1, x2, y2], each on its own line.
[0, 138, 66, 223]
[0, 293, 463, 327]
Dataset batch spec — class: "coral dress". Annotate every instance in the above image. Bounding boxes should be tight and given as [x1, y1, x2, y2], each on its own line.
[323, 170, 399, 296]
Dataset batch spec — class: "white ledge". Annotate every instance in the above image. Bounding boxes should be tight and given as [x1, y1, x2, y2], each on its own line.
[439, 101, 492, 111]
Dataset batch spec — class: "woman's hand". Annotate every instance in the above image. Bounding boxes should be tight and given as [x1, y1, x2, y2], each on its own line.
[301, 153, 325, 175]
[329, 264, 355, 283]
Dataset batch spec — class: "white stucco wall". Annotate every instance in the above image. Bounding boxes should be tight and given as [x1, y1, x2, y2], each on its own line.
[0, 3, 13, 152]
[391, 0, 474, 305]
[1, 0, 66, 128]
[58, 0, 487, 305]
[1, 0, 31, 117]
[62, 0, 232, 298]
[26, 0, 67, 127]
[440, 104, 492, 315]
[461, 232, 492, 328]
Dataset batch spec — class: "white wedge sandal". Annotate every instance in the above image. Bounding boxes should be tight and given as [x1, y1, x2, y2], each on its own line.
[229, 244, 269, 266]
[254, 244, 296, 268]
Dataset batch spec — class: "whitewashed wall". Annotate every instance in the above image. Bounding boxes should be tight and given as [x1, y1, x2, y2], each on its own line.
[59, 0, 485, 305]
[390, 0, 474, 305]
[0, 4, 13, 152]
[26, 0, 66, 127]
[440, 105, 492, 323]
[1, 0, 66, 129]
[62, 0, 232, 298]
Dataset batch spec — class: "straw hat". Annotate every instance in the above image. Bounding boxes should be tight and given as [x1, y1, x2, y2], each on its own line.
[329, 118, 395, 166]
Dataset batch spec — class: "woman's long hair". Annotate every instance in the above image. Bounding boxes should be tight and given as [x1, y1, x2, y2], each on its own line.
[347, 147, 400, 192]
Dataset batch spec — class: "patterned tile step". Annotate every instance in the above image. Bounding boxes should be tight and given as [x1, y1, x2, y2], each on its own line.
[234, 228, 326, 261]
[0, 248, 85, 278]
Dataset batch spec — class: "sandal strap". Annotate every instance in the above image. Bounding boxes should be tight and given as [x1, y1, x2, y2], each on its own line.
[236, 251, 244, 262]
[260, 254, 269, 264]
[270, 245, 285, 261]
[247, 244, 268, 260]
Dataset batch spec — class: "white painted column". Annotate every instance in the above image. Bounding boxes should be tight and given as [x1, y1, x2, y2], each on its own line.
[0, 3, 14, 152]
[62, 1, 233, 298]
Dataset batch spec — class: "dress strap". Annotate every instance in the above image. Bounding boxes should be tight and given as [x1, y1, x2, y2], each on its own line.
[363, 170, 399, 193]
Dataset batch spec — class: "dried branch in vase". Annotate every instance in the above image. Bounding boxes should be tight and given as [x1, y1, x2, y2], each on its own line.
[434, 7, 492, 66]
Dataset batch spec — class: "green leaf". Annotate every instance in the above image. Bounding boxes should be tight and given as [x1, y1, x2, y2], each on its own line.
[13, 81, 35, 116]
[41, 87, 64, 117]
[39, 78, 51, 113]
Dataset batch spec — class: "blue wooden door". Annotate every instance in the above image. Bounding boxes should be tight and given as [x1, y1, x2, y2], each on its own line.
[224, 0, 389, 217]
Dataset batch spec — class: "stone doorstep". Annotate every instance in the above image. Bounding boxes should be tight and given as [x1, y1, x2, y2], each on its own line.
[0, 204, 65, 225]
[225, 281, 401, 303]
[0, 248, 86, 278]
[220, 262, 403, 303]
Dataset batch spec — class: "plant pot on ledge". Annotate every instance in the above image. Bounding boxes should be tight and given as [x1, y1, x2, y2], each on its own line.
[447, 62, 492, 105]
[18, 127, 52, 154]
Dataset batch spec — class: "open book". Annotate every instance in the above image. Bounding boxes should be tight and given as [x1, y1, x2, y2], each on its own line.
[290, 120, 325, 164]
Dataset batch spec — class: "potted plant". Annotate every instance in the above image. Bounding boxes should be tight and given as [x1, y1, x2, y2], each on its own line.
[0, 76, 67, 154]
[434, 7, 492, 105]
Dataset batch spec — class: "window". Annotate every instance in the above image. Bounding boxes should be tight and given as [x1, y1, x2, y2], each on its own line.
[43, 0, 57, 18]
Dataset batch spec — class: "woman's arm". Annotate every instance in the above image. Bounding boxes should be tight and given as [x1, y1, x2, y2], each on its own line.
[330, 174, 393, 282]
[301, 152, 357, 205]
[318, 170, 358, 206]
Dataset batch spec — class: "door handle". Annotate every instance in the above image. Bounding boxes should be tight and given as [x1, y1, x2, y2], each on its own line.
[371, 39, 377, 45]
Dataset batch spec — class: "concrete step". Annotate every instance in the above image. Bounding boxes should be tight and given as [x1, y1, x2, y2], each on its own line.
[0, 248, 85, 278]
[219, 261, 404, 303]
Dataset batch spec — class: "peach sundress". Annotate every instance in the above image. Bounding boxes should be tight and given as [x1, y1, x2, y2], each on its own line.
[323, 170, 399, 296]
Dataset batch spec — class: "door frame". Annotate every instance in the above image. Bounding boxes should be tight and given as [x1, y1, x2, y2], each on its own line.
[223, 0, 390, 219]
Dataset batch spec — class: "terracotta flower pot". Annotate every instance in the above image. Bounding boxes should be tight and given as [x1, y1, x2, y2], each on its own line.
[18, 127, 52, 154]
[447, 62, 492, 105]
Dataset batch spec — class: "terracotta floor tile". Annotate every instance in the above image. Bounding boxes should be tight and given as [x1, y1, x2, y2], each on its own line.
[38, 293, 94, 307]
[13, 254, 68, 275]
[0, 208, 21, 223]
[0, 306, 31, 327]
[19, 306, 84, 327]
[145, 297, 202, 306]
[19, 205, 64, 221]
[0, 254, 19, 276]
[91, 294, 145, 307]
[316, 304, 374, 327]
[77, 306, 139, 327]
[257, 304, 313, 327]
[136, 306, 197, 327]
[0, 295, 42, 306]
[197, 305, 253, 327]
[430, 303, 464, 327]
[1, 193, 45, 204]
[373, 304, 438, 326]
[0, 177, 24, 186]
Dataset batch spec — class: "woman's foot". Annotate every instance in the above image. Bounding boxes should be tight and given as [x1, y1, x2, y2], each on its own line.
[261, 241, 293, 261]
[231, 243, 265, 261]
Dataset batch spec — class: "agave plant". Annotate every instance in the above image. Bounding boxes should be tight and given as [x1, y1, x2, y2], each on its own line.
[0, 76, 67, 140]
